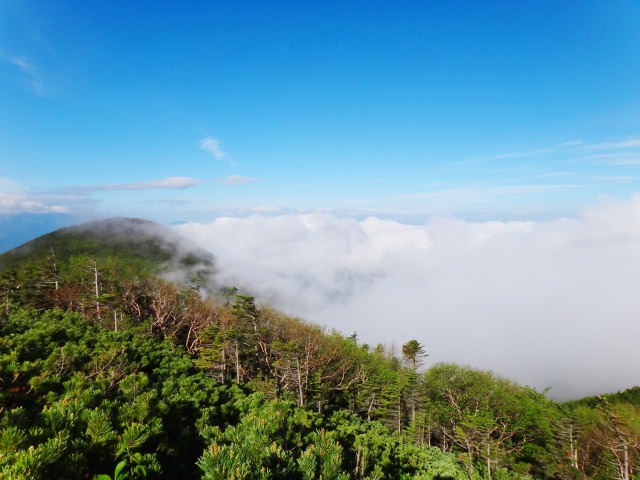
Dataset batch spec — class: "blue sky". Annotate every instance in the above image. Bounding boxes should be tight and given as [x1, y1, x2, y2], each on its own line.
[1, 0, 640, 226]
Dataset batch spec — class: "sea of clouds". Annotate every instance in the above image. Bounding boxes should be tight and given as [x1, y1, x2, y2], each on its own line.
[174, 196, 640, 399]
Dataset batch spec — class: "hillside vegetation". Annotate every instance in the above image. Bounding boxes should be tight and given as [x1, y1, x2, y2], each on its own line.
[0, 219, 638, 479]
[0, 218, 216, 292]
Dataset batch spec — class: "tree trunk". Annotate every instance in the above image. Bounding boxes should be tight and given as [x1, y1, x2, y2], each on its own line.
[296, 357, 305, 407]
[235, 339, 241, 385]
[92, 260, 100, 319]
[486, 443, 492, 480]
[569, 427, 578, 469]
[623, 443, 629, 480]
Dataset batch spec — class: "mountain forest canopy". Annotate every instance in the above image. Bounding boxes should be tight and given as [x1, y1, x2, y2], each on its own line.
[0, 218, 638, 480]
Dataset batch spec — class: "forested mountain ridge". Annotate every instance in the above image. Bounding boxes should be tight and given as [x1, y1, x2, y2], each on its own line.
[0, 217, 216, 289]
[0, 220, 638, 479]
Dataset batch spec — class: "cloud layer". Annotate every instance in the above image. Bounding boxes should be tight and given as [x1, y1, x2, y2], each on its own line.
[174, 197, 640, 399]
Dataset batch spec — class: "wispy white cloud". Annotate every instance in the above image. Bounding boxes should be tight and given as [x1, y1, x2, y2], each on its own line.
[401, 184, 583, 201]
[97, 176, 202, 191]
[0, 177, 72, 214]
[607, 159, 640, 166]
[591, 175, 636, 183]
[578, 142, 640, 165]
[200, 136, 230, 161]
[486, 138, 640, 164]
[487, 140, 583, 160]
[134, 199, 192, 207]
[581, 139, 640, 151]
[53, 174, 260, 195]
[555, 140, 584, 148]
[0, 176, 27, 194]
[581, 152, 639, 161]
[0, 192, 68, 214]
[0, 53, 47, 96]
[491, 151, 526, 160]
[57, 176, 204, 194]
[584, 152, 640, 166]
[223, 175, 257, 185]
[537, 171, 576, 178]
[29, 174, 259, 215]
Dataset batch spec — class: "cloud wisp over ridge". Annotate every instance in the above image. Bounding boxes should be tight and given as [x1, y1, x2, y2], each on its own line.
[175, 196, 640, 400]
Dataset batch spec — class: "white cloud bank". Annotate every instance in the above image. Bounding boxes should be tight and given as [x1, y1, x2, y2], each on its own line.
[174, 196, 640, 399]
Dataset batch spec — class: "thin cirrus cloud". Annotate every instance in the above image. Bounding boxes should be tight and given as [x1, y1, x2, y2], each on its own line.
[485, 138, 640, 163]
[606, 158, 640, 166]
[580, 141, 640, 166]
[1, 53, 47, 96]
[585, 152, 640, 166]
[59, 176, 257, 192]
[580, 139, 640, 151]
[95, 176, 203, 191]
[37, 175, 258, 214]
[400, 184, 583, 202]
[200, 136, 228, 160]
[487, 140, 583, 160]
[223, 175, 257, 185]
[0, 177, 202, 214]
[536, 171, 576, 178]
[56, 176, 205, 194]
[591, 175, 636, 183]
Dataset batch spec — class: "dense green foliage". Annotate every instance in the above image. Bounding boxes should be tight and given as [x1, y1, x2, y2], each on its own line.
[0, 308, 469, 479]
[1, 222, 638, 479]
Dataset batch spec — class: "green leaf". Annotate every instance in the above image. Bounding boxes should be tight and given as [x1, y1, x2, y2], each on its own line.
[134, 464, 147, 477]
[114, 458, 128, 480]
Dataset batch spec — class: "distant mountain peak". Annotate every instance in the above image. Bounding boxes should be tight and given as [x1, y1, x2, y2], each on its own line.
[0, 217, 218, 291]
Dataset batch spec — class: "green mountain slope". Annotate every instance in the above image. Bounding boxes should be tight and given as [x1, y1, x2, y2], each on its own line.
[566, 385, 640, 409]
[0, 217, 217, 290]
